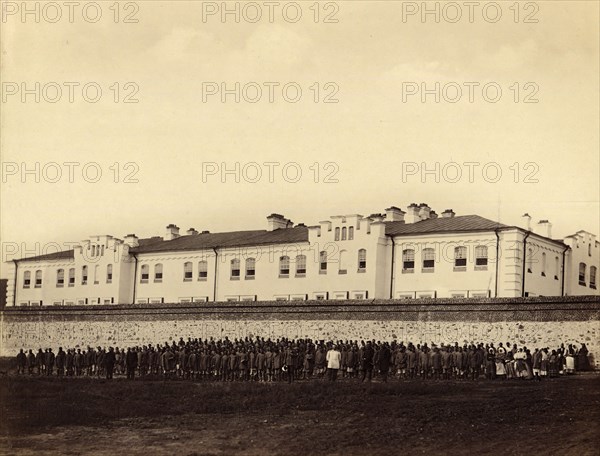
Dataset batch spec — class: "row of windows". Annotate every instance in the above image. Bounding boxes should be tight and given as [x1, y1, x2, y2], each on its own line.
[401, 246, 488, 272]
[139, 250, 369, 283]
[23, 265, 113, 289]
[578, 263, 597, 289]
[334, 226, 355, 241]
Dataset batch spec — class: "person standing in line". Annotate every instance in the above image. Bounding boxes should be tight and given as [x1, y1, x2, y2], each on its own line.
[16, 349, 26, 375]
[361, 341, 375, 382]
[105, 347, 116, 380]
[46, 348, 55, 376]
[26, 349, 35, 375]
[378, 343, 392, 382]
[326, 344, 342, 382]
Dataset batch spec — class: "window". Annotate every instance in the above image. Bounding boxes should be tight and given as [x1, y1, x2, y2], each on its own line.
[541, 252, 546, 277]
[35, 270, 42, 287]
[578, 262, 586, 286]
[527, 248, 533, 273]
[422, 248, 435, 271]
[319, 251, 327, 274]
[140, 264, 149, 283]
[338, 250, 347, 274]
[590, 266, 597, 289]
[91, 245, 96, 257]
[56, 269, 64, 287]
[82, 265, 88, 285]
[402, 249, 415, 272]
[101, 245, 105, 256]
[454, 246, 467, 271]
[184, 262, 193, 281]
[341, 227, 347, 240]
[230, 259, 240, 279]
[349, 226, 354, 240]
[475, 245, 488, 270]
[107, 264, 113, 283]
[296, 255, 306, 276]
[334, 227, 340, 241]
[245, 258, 255, 279]
[154, 264, 163, 283]
[198, 261, 208, 280]
[68, 268, 75, 286]
[23, 271, 31, 288]
[279, 256, 290, 277]
[554, 256, 560, 280]
[94, 265, 99, 284]
[589, 243, 592, 257]
[358, 249, 367, 271]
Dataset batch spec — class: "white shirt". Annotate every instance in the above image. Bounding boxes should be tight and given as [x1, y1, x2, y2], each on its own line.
[326, 349, 341, 369]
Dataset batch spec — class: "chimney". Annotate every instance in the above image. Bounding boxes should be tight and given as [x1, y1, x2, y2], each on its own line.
[370, 213, 385, 223]
[537, 220, 552, 238]
[405, 203, 421, 223]
[201, 230, 210, 234]
[429, 211, 438, 219]
[418, 203, 431, 221]
[522, 213, 531, 231]
[267, 213, 288, 231]
[165, 224, 180, 241]
[385, 206, 405, 222]
[124, 234, 139, 248]
[441, 209, 455, 218]
[187, 228, 199, 236]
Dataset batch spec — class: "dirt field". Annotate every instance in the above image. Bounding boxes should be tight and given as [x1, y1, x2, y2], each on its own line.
[1, 368, 599, 456]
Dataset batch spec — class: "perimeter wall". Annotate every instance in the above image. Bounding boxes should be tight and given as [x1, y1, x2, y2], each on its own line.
[1, 296, 599, 366]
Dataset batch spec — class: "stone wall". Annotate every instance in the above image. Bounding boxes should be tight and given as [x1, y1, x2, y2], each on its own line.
[2, 296, 599, 366]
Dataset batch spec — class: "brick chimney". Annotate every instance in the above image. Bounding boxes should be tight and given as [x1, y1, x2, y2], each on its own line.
[537, 220, 552, 238]
[385, 206, 405, 222]
[124, 234, 139, 248]
[405, 203, 421, 223]
[187, 228, 199, 236]
[441, 209, 455, 218]
[418, 203, 431, 221]
[267, 214, 289, 231]
[522, 213, 531, 231]
[165, 224, 180, 241]
[429, 211, 438, 219]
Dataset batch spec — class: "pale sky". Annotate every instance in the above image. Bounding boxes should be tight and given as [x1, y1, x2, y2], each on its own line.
[1, 0, 598, 275]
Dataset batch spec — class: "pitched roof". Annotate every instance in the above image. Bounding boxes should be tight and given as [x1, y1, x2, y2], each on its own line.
[16, 249, 75, 263]
[384, 215, 508, 236]
[131, 226, 310, 254]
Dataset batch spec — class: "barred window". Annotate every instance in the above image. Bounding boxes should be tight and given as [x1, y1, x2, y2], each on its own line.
[279, 256, 290, 276]
[334, 227, 340, 241]
[349, 226, 354, 240]
[320, 251, 327, 273]
[57, 269, 64, 287]
[454, 246, 467, 268]
[402, 249, 415, 271]
[82, 265, 88, 285]
[579, 262, 587, 285]
[296, 255, 306, 275]
[23, 270, 31, 288]
[541, 252, 546, 276]
[341, 227, 347, 240]
[246, 258, 256, 278]
[107, 264, 113, 283]
[184, 262, 193, 281]
[69, 268, 75, 286]
[423, 248, 435, 269]
[154, 263, 163, 282]
[140, 264, 149, 283]
[35, 270, 43, 287]
[231, 259, 240, 279]
[198, 261, 208, 280]
[358, 249, 367, 270]
[475, 245, 488, 267]
[590, 266, 597, 289]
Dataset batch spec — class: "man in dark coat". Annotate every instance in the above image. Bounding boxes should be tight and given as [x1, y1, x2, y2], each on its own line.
[126, 347, 138, 380]
[378, 343, 392, 382]
[46, 348, 55, 376]
[56, 347, 66, 377]
[105, 347, 116, 379]
[16, 349, 26, 375]
[361, 341, 374, 382]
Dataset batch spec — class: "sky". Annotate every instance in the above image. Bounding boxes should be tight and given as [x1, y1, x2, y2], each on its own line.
[1, 0, 598, 276]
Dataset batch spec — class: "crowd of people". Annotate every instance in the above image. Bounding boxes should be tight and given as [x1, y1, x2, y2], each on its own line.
[15, 338, 592, 382]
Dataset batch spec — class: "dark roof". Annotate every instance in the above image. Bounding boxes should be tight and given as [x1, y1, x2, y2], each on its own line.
[385, 215, 508, 236]
[16, 249, 75, 263]
[131, 226, 310, 254]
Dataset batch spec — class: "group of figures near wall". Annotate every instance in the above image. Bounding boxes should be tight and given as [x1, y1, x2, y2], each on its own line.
[15, 337, 592, 382]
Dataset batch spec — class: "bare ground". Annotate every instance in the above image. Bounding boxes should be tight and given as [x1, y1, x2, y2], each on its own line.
[1, 371, 599, 456]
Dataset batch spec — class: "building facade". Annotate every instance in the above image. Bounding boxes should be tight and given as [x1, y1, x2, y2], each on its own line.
[5, 204, 599, 306]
